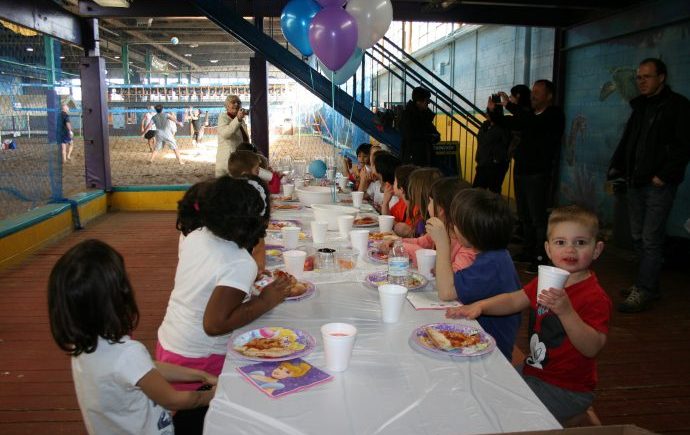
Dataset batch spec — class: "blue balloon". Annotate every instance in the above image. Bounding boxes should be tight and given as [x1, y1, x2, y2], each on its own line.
[308, 159, 328, 178]
[321, 48, 364, 85]
[281, 0, 322, 57]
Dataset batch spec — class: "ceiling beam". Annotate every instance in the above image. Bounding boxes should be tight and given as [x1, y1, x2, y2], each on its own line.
[0, 0, 82, 45]
[105, 18, 201, 70]
[77, 0, 631, 26]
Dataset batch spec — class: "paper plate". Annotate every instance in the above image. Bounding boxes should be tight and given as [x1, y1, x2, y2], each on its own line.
[266, 219, 302, 232]
[410, 323, 495, 357]
[253, 275, 316, 302]
[230, 327, 316, 362]
[272, 202, 303, 211]
[363, 270, 428, 291]
[353, 214, 378, 228]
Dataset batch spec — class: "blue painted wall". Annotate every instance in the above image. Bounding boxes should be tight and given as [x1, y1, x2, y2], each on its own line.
[560, 4, 690, 238]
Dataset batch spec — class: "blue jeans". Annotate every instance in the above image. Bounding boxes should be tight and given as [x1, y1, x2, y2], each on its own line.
[627, 183, 677, 296]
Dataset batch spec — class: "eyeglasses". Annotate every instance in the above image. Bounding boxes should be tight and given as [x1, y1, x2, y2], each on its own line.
[635, 74, 658, 81]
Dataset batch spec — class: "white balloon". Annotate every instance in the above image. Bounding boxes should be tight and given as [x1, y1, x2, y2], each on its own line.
[346, 0, 393, 49]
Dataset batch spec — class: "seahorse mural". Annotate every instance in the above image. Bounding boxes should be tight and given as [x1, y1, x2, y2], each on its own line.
[564, 114, 587, 167]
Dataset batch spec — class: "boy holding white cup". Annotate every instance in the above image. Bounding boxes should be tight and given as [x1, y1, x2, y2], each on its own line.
[446, 205, 611, 424]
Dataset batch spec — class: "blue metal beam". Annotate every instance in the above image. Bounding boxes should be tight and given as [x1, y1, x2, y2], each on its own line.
[192, 0, 401, 151]
[0, 0, 82, 45]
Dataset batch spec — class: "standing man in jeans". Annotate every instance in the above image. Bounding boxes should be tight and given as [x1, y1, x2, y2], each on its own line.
[490, 80, 566, 274]
[609, 58, 690, 313]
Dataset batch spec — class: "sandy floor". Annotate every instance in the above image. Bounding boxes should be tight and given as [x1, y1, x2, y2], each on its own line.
[1, 134, 337, 220]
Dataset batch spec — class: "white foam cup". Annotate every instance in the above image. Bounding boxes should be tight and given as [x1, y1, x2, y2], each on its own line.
[349, 229, 370, 260]
[378, 215, 395, 233]
[351, 191, 364, 208]
[310, 221, 329, 244]
[281, 226, 301, 250]
[282, 183, 295, 197]
[537, 265, 570, 297]
[321, 323, 357, 372]
[283, 250, 307, 279]
[337, 215, 355, 238]
[416, 249, 437, 279]
[378, 284, 408, 323]
[338, 177, 349, 190]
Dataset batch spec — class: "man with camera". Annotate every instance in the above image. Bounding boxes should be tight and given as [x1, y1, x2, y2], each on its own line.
[399, 87, 441, 166]
[489, 80, 565, 274]
[216, 95, 250, 177]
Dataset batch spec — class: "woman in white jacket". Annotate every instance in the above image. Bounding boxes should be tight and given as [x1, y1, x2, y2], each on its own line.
[215, 95, 249, 177]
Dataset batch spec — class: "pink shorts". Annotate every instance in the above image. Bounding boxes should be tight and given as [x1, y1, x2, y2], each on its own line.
[155, 341, 226, 391]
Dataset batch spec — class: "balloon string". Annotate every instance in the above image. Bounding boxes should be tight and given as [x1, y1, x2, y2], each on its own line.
[343, 89, 356, 154]
[331, 70, 337, 203]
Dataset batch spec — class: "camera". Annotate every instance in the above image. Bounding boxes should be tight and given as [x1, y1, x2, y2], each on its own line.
[491, 94, 501, 104]
[240, 108, 250, 115]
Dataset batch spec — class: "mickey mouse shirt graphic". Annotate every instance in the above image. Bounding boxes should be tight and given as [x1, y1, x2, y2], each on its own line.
[522, 273, 612, 392]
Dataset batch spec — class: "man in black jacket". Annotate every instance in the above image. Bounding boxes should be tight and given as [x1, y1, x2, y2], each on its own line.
[490, 80, 566, 274]
[609, 58, 690, 313]
[400, 87, 441, 166]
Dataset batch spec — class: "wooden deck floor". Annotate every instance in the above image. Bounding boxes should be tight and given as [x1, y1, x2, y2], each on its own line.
[0, 211, 688, 434]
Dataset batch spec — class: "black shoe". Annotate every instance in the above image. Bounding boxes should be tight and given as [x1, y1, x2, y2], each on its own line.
[617, 287, 657, 313]
[620, 285, 635, 297]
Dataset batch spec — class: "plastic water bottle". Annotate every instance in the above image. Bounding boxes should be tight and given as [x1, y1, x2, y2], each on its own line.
[388, 239, 409, 286]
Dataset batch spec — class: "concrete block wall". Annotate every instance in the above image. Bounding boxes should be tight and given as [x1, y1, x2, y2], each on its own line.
[560, 2, 690, 238]
[374, 25, 554, 112]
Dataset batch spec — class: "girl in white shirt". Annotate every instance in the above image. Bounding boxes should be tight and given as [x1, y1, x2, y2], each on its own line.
[48, 240, 217, 435]
[157, 176, 292, 391]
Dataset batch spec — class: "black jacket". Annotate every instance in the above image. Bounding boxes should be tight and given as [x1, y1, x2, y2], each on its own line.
[475, 120, 511, 166]
[497, 103, 565, 176]
[609, 86, 690, 186]
[399, 101, 441, 166]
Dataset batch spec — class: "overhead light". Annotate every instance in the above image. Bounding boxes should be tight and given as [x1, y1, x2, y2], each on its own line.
[189, 44, 199, 48]
[60, 56, 65, 59]
[26, 47, 34, 52]
[114, 55, 120, 59]
[92, 0, 131, 7]
[184, 53, 192, 57]
[209, 59, 219, 63]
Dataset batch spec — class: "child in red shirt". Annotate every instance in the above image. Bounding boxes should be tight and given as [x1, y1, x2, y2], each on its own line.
[447, 205, 611, 423]
[383, 164, 417, 229]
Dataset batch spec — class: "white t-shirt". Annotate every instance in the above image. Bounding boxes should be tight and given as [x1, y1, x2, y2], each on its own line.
[367, 180, 398, 209]
[143, 112, 156, 131]
[72, 336, 173, 435]
[158, 227, 258, 357]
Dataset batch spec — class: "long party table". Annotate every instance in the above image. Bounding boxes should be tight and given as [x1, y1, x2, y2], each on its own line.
[203, 203, 561, 435]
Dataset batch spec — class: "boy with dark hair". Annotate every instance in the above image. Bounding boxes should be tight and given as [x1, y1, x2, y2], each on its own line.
[228, 150, 261, 178]
[448, 204, 611, 422]
[428, 188, 520, 360]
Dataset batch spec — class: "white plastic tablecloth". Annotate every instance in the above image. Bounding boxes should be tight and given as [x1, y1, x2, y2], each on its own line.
[203, 206, 561, 435]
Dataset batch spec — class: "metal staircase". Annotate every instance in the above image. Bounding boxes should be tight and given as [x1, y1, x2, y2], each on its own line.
[193, 0, 401, 151]
[194, 0, 483, 173]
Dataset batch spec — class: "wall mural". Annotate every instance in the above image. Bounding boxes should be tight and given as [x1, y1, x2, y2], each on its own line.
[560, 19, 690, 238]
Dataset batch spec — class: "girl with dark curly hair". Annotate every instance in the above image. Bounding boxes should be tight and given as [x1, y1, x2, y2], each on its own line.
[157, 176, 291, 391]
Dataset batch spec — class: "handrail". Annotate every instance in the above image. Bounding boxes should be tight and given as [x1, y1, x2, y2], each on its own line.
[382, 36, 485, 117]
[360, 53, 477, 136]
[363, 51, 477, 137]
[368, 45, 482, 130]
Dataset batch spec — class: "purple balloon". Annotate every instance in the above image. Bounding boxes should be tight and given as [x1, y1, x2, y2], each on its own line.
[316, 0, 345, 7]
[309, 7, 358, 71]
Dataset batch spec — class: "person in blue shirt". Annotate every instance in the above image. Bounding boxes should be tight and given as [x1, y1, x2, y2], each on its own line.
[426, 188, 520, 360]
